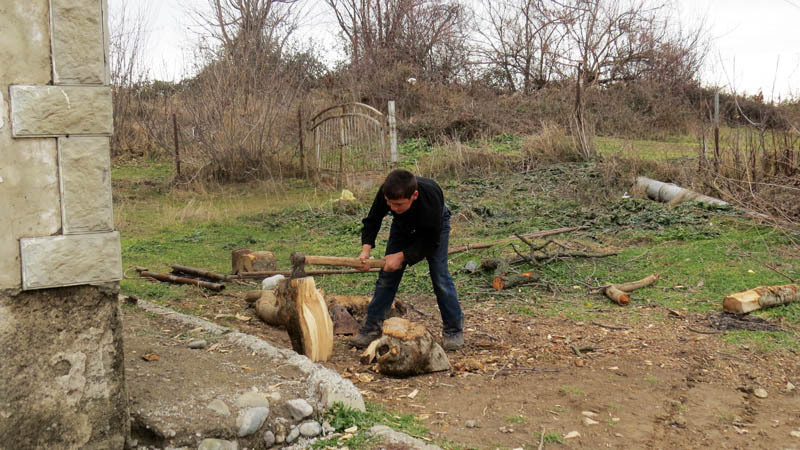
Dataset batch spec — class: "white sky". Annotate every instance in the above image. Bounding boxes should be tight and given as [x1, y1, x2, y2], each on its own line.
[112, 0, 800, 101]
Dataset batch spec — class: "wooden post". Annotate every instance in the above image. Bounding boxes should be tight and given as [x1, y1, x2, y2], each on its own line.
[298, 106, 305, 179]
[713, 90, 720, 172]
[388, 100, 398, 165]
[172, 113, 181, 180]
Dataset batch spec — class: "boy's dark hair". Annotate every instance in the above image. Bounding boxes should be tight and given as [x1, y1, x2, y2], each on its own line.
[382, 169, 418, 200]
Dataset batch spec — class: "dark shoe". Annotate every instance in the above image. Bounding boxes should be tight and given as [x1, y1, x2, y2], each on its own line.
[442, 331, 464, 351]
[349, 330, 381, 349]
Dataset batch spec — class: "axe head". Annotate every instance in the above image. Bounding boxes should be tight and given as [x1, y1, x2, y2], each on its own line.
[289, 252, 307, 278]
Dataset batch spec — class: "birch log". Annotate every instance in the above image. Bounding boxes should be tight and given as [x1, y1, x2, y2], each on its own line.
[634, 177, 728, 207]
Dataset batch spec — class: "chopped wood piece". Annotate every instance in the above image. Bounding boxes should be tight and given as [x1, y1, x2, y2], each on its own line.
[330, 304, 361, 335]
[275, 277, 334, 362]
[603, 285, 630, 305]
[253, 290, 282, 326]
[358, 317, 450, 377]
[722, 284, 800, 314]
[171, 264, 230, 281]
[232, 248, 277, 274]
[244, 290, 263, 304]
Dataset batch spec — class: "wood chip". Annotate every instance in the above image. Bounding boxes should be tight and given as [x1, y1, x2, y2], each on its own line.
[142, 353, 160, 361]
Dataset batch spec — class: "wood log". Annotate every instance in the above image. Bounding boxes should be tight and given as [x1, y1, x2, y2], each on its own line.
[493, 272, 539, 291]
[325, 294, 405, 318]
[614, 274, 660, 292]
[602, 285, 630, 305]
[171, 264, 230, 281]
[138, 270, 225, 292]
[723, 284, 800, 314]
[275, 277, 334, 362]
[634, 177, 728, 207]
[253, 290, 283, 326]
[232, 248, 277, 274]
[359, 317, 450, 377]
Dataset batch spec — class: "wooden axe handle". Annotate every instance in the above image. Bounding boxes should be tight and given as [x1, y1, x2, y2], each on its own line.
[304, 255, 386, 269]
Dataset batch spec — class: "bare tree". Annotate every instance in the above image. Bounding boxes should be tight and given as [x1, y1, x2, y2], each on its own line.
[325, 0, 470, 82]
[476, 0, 562, 94]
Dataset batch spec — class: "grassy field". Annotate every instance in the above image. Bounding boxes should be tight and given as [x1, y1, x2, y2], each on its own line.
[115, 136, 800, 350]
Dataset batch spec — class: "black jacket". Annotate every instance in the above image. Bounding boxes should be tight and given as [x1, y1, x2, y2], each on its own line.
[361, 177, 445, 265]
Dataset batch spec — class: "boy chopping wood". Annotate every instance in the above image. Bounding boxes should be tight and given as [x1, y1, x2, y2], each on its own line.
[350, 169, 464, 351]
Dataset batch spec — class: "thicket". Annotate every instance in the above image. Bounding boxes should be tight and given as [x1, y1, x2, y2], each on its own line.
[110, 0, 799, 225]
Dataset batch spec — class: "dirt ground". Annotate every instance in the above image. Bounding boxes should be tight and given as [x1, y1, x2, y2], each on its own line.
[128, 289, 800, 450]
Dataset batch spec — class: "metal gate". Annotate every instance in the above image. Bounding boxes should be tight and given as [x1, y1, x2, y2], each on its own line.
[307, 101, 397, 189]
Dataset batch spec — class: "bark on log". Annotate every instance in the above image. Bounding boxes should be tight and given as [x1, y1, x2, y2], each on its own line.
[232, 248, 277, 274]
[330, 304, 361, 335]
[359, 317, 450, 377]
[614, 274, 660, 292]
[138, 270, 225, 292]
[325, 294, 405, 318]
[171, 264, 230, 281]
[634, 177, 728, 207]
[448, 226, 586, 255]
[253, 290, 283, 326]
[723, 284, 800, 314]
[275, 277, 334, 362]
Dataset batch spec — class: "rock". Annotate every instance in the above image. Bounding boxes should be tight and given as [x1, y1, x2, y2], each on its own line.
[368, 425, 442, 450]
[198, 439, 238, 450]
[564, 431, 581, 439]
[286, 426, 300, 444]
[465, 420, 478, 429]
[582, 417, 599, 426]
[207, 399, 231, 417]
[786, 382, 795, 392]
[236, 407, 270, 437]
[263, 430, 276, 447]
[672, 416, 687, 428]
[322, 421, 335, 435]
[286, 398, 314, 420]
[266, 391, 281, 402]
[464, 261, 479, 273]
[791, 430, 800, 438]
[188, 339, 208, 349]
[344, 425, 358, 433]
[581, 411, 598, 417]
[754, 388, 768, 399]
[236, 391, 270, 409]
[299, 421, 322, 437]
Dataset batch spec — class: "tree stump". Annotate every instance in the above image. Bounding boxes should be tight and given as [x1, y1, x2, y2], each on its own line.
[360, 317, 450, 377]
[232, 248, 277, 274]
[275, 277, 333, 362]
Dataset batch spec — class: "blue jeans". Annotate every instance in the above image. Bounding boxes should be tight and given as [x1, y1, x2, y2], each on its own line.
[366, 207, 463, 334]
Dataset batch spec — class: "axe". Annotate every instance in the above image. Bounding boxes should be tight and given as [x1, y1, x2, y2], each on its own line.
[290, 252, 385, 278]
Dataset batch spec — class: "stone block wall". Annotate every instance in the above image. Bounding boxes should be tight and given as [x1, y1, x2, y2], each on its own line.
[1, 1, 128, 447]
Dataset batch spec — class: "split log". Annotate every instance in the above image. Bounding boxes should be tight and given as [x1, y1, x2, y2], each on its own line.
[275, 277, 334, 362]
[138, 270, 225, 292]
[448, 226, 586, 255]
[723, 284, 800, 314]
[601, 274, 659, 305]
[232, 248, 277, 274]
[359, 317, 450, 377]
[634, 177, 728, 207]
[171, 264, 230, 281]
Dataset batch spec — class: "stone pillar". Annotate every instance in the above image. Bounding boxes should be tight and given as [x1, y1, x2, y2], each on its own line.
[0, 1, 128, 448]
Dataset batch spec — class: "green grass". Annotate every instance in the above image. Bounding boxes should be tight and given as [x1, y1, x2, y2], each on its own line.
[595, 135, 697, 160]
[506, 414, 526, 424]
[312, 402, 430, 449]
[558, 386, 586, 397]
[534, 431, 565, 445]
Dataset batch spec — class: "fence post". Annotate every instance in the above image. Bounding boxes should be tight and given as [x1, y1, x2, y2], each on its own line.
[388, 100, 398, 165]
[714, 90, 720, 171]
[298, 106, 305, 179]
[172, 113, 181, 181]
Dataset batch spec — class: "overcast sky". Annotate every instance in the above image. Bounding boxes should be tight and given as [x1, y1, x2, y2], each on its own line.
[112, 0, 800, 101]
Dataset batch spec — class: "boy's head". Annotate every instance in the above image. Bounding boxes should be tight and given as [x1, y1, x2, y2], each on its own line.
[382, 169, 418, 214]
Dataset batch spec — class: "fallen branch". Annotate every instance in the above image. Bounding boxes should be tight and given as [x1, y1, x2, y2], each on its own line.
[634, 176, 728, 207]
[171, 264, 230, 281]
[448, 226, 586, 255]
[137, 270, 225, 292]
[722, 284, 800, 314]
[599, 274, 659, 306]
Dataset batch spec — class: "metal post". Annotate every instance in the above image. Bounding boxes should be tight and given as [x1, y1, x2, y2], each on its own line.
[388, 100, 398, 165]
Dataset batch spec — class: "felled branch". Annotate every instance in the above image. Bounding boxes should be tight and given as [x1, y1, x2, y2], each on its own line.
[137, 268, 225, 292]
[599, 274, 659, 305]
[448, 226, 585, 255]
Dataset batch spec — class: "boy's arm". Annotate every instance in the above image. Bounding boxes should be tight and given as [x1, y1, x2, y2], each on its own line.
[360, 188, 388, 249]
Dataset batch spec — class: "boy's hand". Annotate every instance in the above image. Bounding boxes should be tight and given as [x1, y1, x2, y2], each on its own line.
[383, 252, 405, 272]
[358, 244, 372, 271]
